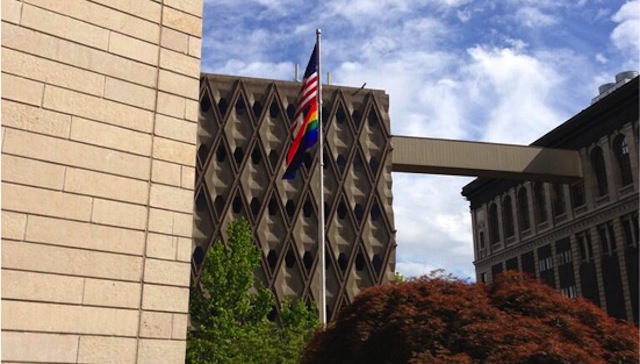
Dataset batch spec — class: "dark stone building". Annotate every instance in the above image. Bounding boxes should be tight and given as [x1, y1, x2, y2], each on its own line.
[462, 74, 639, 325]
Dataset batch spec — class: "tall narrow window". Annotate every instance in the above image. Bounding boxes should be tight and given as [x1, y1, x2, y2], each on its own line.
[571, 182, 586, 209]
[590, 147, 608, 197]
[534, 182, 547, 224]
[613, 135, 633, 187]
[517, 187, 530, 231]
[552, 184, 566, 217]
[489, 203, 500, 245]
[502, 196, 515, 239]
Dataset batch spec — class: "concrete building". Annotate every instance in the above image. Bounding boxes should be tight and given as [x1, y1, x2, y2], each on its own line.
[195, 74, 397, 321]
[462, 74, 639, 325]
[2, 0, 203, 362]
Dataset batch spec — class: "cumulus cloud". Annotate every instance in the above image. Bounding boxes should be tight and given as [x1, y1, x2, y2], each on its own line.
[610, 0, 640, 65]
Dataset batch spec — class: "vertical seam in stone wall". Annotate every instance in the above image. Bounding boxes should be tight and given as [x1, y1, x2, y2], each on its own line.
[135, 0, 165, 359]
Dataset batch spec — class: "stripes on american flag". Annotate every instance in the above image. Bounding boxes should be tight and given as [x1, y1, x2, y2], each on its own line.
[283, 45, 319, 180]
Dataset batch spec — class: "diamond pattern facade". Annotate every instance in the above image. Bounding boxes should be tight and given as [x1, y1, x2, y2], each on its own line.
[194, 74, 396, 320]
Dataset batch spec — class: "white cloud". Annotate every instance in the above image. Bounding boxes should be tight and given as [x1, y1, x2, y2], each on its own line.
[595, 52, 608, 64]
[611, 0, 640, 65]
[515, 6, 558, 28]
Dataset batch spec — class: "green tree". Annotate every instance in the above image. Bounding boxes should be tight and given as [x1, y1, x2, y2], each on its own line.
[187, 219, 319, 364]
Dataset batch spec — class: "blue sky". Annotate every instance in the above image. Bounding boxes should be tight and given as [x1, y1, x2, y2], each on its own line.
[201, 0, 639, 279]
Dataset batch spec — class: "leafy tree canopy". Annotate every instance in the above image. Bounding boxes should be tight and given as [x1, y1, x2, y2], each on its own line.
[302, 271, 639, 364]
[187, 219, 319, 364]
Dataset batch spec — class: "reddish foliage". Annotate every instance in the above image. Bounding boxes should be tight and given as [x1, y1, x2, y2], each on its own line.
[302, 271, 639, 364]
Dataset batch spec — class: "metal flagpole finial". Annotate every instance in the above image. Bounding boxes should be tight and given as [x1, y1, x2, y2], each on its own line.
[316, 28, 321, 35]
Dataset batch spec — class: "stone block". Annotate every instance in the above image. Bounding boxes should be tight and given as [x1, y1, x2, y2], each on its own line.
[1, 211, 26, 240]
[160, 48, 200, 77]
[3, 128, 150, 179]
[70, 117, 152, 156]
[155, 114, 197, 144]
[158, 69, 199, 100]
[140, 311, 173, 338]
[141, 284, 189, 312]
[78, 336, 138, 364]
[2, 240, 143, 281]
[92, 198, 148, 230]
[83, 279, 141, 308]
[1, 100, 71, 138]
[148, 208, 193, 238]
[26, 215, 145, 255]
[161, 26, 189, 54]
[151, 159, 182, 186]
[137, 339, 187, 364]
[21, 4, 109, 49]
[25, 0, 159, 43]
[150, 183, 194, 213]
[2, 300, 139, 336]
[64, 168, 149, 204]
[2, 270, 84, 304]
[44, 86, 154, 133]
[2, 183, 92, 221]
[1, 0, 21, 24]
[2, 48, 105, 96]
[105, 77, 157, 110]
[157, 91, 186, 118]
[144, 258, 191, 287]
[109, 32, 159, 66]
[152, 137, 196, 166]
[2, 332, 78, 363]
[162, 6, 201, 36]
[2, 154, 65, 190]
[2, 73, 44, 106]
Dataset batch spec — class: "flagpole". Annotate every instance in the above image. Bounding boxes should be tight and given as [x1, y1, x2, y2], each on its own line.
[316, 28, 326, 326]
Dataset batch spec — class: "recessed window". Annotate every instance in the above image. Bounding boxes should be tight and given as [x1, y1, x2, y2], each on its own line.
[613, 135, 633, 187]
[269, 100, 279, 118]
[336, 107, 346, 124]
[250, 198, 260, 216]
[534, 182, 547, 224]
[369, 156, 379, 174]
[267, 249, 278, 268]
[354, 203, 364, 224]
[268, 196, 277, 216]
[517, 187, 530, 231]
[252, 100, 262, 118]
[235, 98, 246, 115]
[198, 144, 210, 164]
[268, 150, 278, 167]
[502, 196, 514, 239]
[195, 191, 207, 211]
[232, 195, 243, 214]
[336, 154, 346, 172]
[303, 200, 313, 218]
[193, 246, 204, 266]
[285, 200, 295, 218]
[286, 104, 295, 121]
[218, 97, 228, 116]
[552, 184, 566, 217]
[285, 249, 295, 268]
[355, 253, 365, 271]
[352, 109, 362, 127]
[372, 254, 382, 274]
[303, 251, 313, 271]
[371, 202, 381, 221]
[251, 146, 262, 165]
[571, 182, 586, 209]
[233, 147, 244, 165]
[214, 196, 225, 215]
[590, 147, 608, 197]
[489, 203, 500, 245]
[337, 201, 347, 219]
[338, 253, 348, 271]
[200, 96, 211, 112]
[216, 145, 226, 162]
[368, 111, 378, 127]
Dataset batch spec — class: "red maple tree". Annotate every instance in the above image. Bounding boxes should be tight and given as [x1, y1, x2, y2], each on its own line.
[302, 271, 639, 364]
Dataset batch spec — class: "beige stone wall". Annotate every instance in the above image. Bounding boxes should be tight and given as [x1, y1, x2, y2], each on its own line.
[1, 0, 202, 362]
